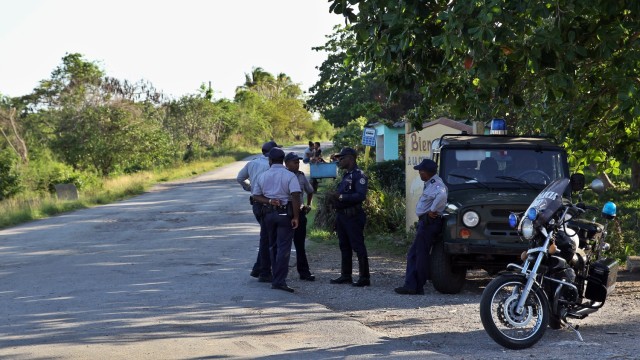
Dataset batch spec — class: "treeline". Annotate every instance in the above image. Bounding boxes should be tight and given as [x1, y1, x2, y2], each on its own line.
[0, 53, 334, 199]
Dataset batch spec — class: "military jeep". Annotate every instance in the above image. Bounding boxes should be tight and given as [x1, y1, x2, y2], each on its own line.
[429, 134, 570, 294]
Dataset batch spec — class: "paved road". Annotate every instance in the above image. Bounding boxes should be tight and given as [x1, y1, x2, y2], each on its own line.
[0, 145, 447, 359]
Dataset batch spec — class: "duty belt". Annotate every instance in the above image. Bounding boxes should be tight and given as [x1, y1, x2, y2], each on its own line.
[336, 205, 362, 215]
[267, 204, 289, 215]
[419, 213, 442, 222]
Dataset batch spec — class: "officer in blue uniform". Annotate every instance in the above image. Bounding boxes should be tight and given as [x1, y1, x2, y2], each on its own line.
[395, 159, 448, 295]
[252, 148, 302, 293]
[284, 152, 316, 281]
[329, 147, 371, 287]
[237, 140, 280, 281]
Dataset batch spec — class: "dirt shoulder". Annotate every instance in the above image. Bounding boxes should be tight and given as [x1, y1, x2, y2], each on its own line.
[289, 240, 640, 359]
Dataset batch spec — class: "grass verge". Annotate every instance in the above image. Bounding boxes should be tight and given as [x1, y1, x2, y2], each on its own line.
[0, 151, 252, 229]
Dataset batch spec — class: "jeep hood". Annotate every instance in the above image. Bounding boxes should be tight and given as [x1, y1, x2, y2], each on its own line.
[448, 188, 538, 207]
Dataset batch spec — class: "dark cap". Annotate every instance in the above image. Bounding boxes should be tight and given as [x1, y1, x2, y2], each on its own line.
[261, 140, 280, 154]
[414, 159, 437, 173]
[335, 147, 357, 158]
[284, 152, 302, 162]
[268, 147, 285, 160]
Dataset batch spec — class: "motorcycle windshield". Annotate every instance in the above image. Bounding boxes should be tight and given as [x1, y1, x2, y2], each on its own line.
[526, 178, 570, 226]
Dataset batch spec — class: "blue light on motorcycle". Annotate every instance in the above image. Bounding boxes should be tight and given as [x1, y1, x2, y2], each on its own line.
[527, 208, 538, 221]
[602, 201, 617, 220]
[508, 213, 519, 228]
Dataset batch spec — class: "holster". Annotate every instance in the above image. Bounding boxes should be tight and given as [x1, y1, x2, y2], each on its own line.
[286, 202, 294, 217]
[249, 195, 255, 205]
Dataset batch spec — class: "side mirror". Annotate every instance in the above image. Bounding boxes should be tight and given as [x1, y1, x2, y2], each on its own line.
[570, 173, 585, 192]
[590, 179, 605, 194]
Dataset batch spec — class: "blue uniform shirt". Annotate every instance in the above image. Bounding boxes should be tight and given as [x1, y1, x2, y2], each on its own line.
[236, 155, 270, 192]
[252, 164, 301, 205]
[291, 171, 314, 204]
[336, 165, 368, 209]
[415, 174, 448, 217]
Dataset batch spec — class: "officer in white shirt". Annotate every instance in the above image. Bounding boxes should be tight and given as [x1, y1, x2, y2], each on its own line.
[395, 159, 448, 295]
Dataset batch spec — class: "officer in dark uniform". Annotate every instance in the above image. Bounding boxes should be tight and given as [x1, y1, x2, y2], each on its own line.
[252, 148, 302, 293]
[395, 159, 448, 295]
[236, 140, 280, 281]
[329, 147, 370, 287]
[284, 152, 316, 281]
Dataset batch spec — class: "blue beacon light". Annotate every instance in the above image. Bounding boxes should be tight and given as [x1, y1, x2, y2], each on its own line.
[527, 208, 538, 221]
[490, 118, 507, 135]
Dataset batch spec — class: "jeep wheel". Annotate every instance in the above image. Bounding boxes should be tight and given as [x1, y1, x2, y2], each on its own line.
[430, 242, 467, 294]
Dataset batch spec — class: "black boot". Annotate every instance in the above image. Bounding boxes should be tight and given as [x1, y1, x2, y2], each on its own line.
[353, 255, 370, 287]
[330, 252, 353, 284]
[330, 275, 353, 284]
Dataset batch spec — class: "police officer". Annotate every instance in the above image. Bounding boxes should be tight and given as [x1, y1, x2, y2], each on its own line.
[329, 147, 370, 287]
[236, 140, 279, 281]
[395, 159, 448, 295]
[252, 148, 302, 293]
[284, 152, 316, 281]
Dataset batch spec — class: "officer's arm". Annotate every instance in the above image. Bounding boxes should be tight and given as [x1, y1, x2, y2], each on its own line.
[430, 189, 448, 213]
[301, 175, 315, 206]
[236, 163, 251, 191]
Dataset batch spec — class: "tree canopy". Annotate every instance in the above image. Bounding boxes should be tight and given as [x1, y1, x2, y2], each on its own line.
[328, 0, 640, 185]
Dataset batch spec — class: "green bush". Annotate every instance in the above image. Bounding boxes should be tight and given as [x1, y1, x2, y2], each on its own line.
[367, 159, 405, 194]
[0, 150, 21, 200]
[312, 160, 407, 236]
[19, 157, 100, 194]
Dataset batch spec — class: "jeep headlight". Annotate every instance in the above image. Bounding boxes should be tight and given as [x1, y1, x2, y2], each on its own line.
[462, 211, 480, 228]
[521, 218, 535, 240]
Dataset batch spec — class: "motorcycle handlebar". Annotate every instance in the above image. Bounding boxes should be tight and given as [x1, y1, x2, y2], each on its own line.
[576, 202, 599, 212]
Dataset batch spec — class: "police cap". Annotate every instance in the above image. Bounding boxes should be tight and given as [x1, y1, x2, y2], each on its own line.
[284, 152, 302, 162]
[261, 140, 280, 154]
[268, 147, 285, 160]
[335, 147, 357, 158]
[414, 159, 438, 173]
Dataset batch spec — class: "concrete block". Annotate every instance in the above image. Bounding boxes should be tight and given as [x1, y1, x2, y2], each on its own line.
[54, 183, 79, 201]
[626, 256, 640, 272]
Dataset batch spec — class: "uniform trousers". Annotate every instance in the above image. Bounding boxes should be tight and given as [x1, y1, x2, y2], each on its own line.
[335, 209, 368, 277]
[264, 211, 295, 287]
[293, 211, 311, 277]
[403, 216, 443, 292]
[251, 203, 271, 277]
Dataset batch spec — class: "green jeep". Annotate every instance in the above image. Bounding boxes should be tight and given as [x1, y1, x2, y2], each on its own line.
[430, 134, 570, 294]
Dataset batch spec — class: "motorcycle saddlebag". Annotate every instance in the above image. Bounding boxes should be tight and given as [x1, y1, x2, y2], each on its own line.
[585, 258, 619, 302]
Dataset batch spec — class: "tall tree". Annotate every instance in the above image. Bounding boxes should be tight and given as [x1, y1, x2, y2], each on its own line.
[308, 25, 421, 128]
[329, 0, 640, 187]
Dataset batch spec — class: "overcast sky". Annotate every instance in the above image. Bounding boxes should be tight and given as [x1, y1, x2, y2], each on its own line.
[0, 0, 343, 100]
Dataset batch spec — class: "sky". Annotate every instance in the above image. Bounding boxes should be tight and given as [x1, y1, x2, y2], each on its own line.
[0, 0, 343, 100]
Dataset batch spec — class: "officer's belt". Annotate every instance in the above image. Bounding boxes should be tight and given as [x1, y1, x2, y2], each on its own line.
[419, 213, 442, 222]
[266, 204, 289, 214]
[336, 204, 362, 215]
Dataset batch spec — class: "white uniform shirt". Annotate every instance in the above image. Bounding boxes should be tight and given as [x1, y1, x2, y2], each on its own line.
[415, 174, 448, 217]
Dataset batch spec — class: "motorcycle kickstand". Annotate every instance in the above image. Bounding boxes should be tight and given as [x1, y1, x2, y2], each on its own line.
[565, 322, 583, 342]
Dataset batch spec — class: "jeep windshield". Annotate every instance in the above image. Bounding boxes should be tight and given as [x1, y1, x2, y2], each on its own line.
[440, 148, 569, 189]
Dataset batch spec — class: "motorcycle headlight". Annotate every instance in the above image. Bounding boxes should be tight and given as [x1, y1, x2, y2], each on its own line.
[462, 211, 480, 228]
[521, 218, 535, 239]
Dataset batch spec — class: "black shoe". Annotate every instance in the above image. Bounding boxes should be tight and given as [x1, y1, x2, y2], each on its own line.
[258, 275, 272, 283]
[330, 275, 353, 284]
[300, 274, 316, 281]
[394, 286, 418, 295]
[352, 278, 370, 287]
[250, 269, 259, 278]
[271, 284, 295, 293]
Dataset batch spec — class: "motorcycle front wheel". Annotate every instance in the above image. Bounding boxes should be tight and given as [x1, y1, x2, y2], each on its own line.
[479, 274, 550, 349]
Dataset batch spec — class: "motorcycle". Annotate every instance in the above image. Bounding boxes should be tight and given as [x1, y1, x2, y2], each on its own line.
[479, 173, 619, 349]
